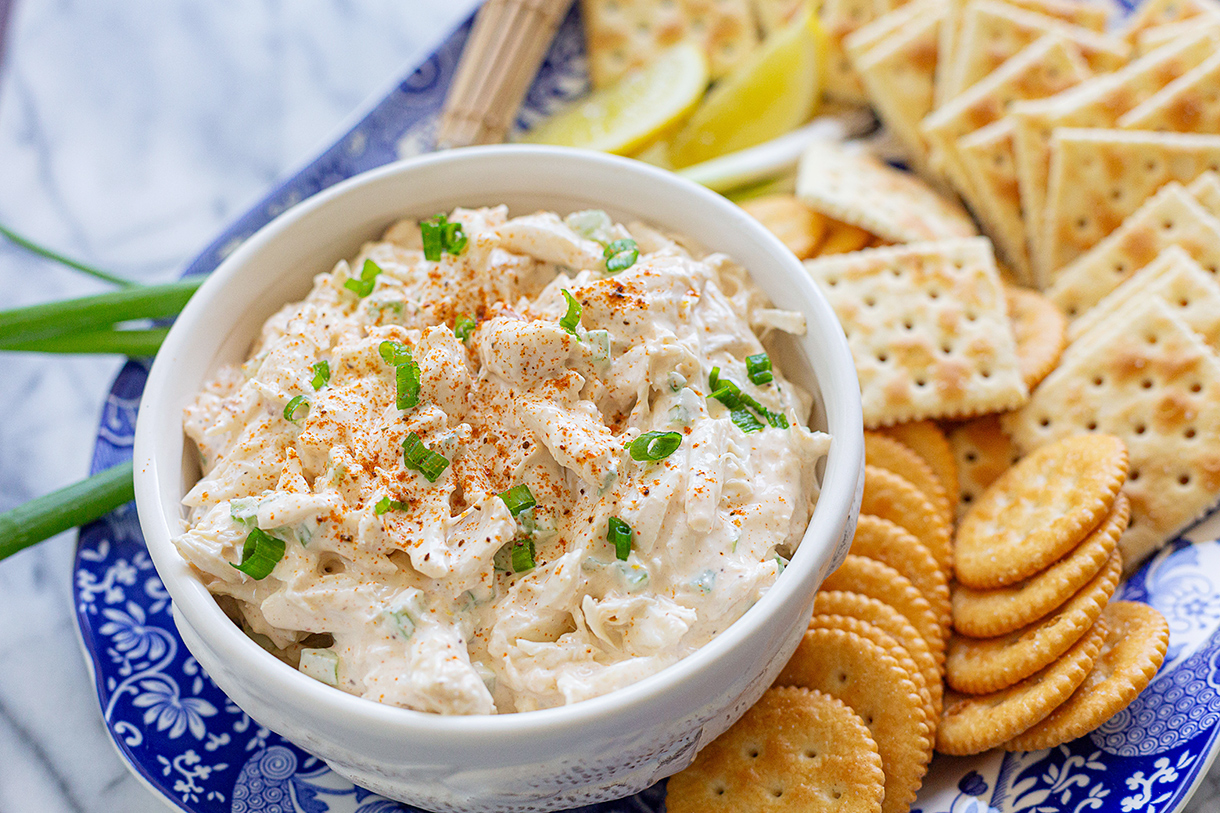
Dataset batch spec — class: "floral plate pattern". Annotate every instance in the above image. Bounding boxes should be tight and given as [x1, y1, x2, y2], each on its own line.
[74, 3, 1220, 812]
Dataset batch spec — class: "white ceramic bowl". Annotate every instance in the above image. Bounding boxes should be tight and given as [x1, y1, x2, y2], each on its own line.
[133, 145, 864, 813]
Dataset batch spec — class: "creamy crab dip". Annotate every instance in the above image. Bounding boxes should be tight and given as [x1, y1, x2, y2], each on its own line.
[174, 206, 830, 715]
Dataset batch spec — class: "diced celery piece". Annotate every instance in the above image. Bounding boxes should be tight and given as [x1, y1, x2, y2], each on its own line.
[299, 648, 339, 686]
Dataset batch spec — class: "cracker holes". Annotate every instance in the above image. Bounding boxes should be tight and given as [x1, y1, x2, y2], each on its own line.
[980, 369, 992, 379]
[770, 787, 785, 798]
[1130, 468, 1141, 482]
[827, 277, 840, 287]
[1179, 473, 1192, 486]
[929, 289, 941, 300]
[993, 153, 1005, 168]
[964, 451, 978, 463]
[1179, 297, 1191, 307]
[1191, 382, 1203, 393]
[1076, 217, 1089, 232]
[903, 319, 915, 330]
[1092, 375, 1105, 387]
[1110, 188, 1123, 202]
[915, 378, 928, 388]
[942, 343, 954, 355]
[1185, 427, 1197, 439]
[803, 748, 819, 759]
[838, 671, 849, 684]
[864, 296, 877, 307]
[1113, 263, 1126, 276]
[1066, 305, 1080, 317]
[1162, 219, 1176, 231]
[1135, 423, 1146, 435]
[965, 310, 978, 322]
[961, 492, 974, 505]
[713, 785, 727, 797]
[1087, 421, 1098, 431]
[1145, 159, 1159, 173]
[1146, 333, 1158, 345]
[1039, 416, 1052, 428]
[746, 746, 760, 759]
[877, 352, 889, 363]
[1141, 378, 1154, 389]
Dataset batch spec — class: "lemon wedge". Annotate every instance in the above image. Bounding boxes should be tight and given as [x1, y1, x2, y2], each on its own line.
[520, 42, 708, 156]
[666, 9, 826, 169]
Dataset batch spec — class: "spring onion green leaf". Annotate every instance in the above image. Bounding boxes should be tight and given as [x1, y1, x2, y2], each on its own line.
[311, 360, 330, 390]
[395, 360, 420, 410]
[740, 393, 788, 429]
[0, 326, 169, 356]
[231, 528, 285, 580]
[0, 222, 137, 287]
[0, 278, 202, 345]
[421, 214, 467, 261]
[402, 433, 449, 482]
[378, 340, 409, 366]
[374, 496, 409, 515]
[628, 430, 683, 461]
[0, 461, 135, 561]
[746, 353, 773, 384]
[444, 220, 468, 255]
[607, 517, 633, 561]
[283, 395, 309, 422]
[559, 290, 581, 336]
[344, 258, 382, 297]
[731, 407, 764, 433]
[510, 538, 536, 572]
[498, 484, 537, 516]
[454, 313, 476, 342]
[603, 238, 639, 274]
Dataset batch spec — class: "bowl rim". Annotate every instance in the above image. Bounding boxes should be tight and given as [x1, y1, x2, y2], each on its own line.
[134, 144, 863, 741]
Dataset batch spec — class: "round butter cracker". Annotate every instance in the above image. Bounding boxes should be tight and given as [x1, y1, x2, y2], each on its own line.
[814, 591, 944, 717]
[1006, 285, 1068, 391]
[864, 432, 953, 527]
[947, 414, 1022, 520]
[955, 434, 1128, 589]
[953, 494, 1128, 637]
[851, 514, 952, 635]
[937, 616, 1109, 756]
[821, 555, 946, 664]
[776, 628, 933, 813]
[861, 465, 953, 576]
[1006, 601, 1170, 752]
[667, 686, 885, 813]
[946, 549, 1122, 694]
[809, 613, 936, 731]
[740, 194, 828, 260]
[878, 420, 959, 517]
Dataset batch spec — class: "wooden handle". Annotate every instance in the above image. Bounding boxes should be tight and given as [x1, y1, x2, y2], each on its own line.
[436, 0, 574, 149]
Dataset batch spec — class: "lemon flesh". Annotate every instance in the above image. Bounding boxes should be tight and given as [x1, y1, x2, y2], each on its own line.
[667, 10, 826, 169]
[520, 42, 708, 156]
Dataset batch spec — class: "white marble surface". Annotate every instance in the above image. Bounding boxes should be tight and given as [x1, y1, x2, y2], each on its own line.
[0, 2, 1218, 812]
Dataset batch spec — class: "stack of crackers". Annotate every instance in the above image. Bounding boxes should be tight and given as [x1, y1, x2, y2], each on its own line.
[941, 433, 1169, 755]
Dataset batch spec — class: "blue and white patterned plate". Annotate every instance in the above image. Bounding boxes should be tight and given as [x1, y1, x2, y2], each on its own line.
[74, 4, 1220, 812]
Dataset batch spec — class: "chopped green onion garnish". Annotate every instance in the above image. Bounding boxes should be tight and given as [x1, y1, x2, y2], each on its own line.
[380, 341, 420, 410]
[741, 393, 789, 429]
[311, 360, 330, 390]
[603, 238, 639, 274]
[709, 368, 789, 430]
[284, 395, 309, 423]
[454, 313, 476, 342]
[402, 432, 450, 482]
[498, 484, 537, 516]
[444, 220, 468, 255]
[559, 290, 582, 336]
[378, 340, 410, 366]
[231, 528, 285, 580]
[510, 538, 536, 572]
[746, 353, 773, 385]
[396, 360, 420, 410]
[628, 430, 683, 461]
[374, 496, 409, 515]
[420, 213, 467, 261]
[607, 517, 633, 561]
[731, 408, 764, 433]
[344, 258, 382, 297]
